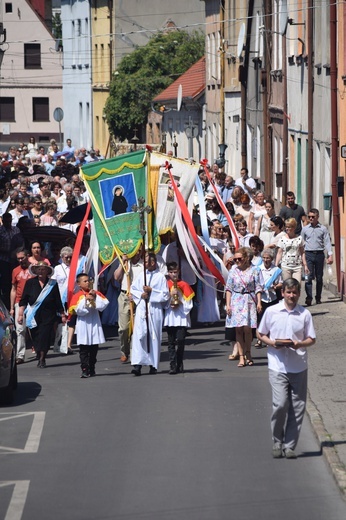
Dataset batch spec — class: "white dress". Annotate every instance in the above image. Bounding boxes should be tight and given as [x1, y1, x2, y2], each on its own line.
[73, 293, 109, 345]
[130, 269, 169, 369]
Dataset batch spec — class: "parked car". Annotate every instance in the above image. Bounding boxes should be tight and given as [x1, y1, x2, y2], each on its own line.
[0, 298, 17, 405]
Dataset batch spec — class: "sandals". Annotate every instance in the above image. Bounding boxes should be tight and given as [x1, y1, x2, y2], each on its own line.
[254, 340, 262, 349]
[237, 356, 246, 367]
[245, 352, 254, 366]
[228, 353, 239, 360]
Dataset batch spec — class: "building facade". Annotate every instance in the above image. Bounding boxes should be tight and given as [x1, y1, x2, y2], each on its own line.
[61, 0, 92, 150]
[0, 0, 63, 148]
[91, 0, 113, 157]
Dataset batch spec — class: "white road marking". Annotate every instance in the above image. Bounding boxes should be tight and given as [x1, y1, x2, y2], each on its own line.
[0, 412, 45, 454]
[0, 481, 30, 520]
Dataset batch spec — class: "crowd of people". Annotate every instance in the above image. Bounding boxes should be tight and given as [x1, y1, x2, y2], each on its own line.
[1, 141, 333, 457]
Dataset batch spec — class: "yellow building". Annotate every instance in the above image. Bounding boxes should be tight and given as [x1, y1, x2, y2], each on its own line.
[91, 0, 113, 157]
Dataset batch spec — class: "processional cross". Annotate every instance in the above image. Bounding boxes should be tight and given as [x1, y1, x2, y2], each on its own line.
[132, 197, 152, 353]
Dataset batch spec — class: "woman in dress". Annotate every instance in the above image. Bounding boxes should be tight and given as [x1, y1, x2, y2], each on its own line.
[27, 196, 44, 220]
[255, 248, 283, 348]
[28, 241, 51, 265]
[275, 218, 309, 282]
[268, 215, 286, 251]
[249, 236, 264, 269]
[50, 182, 62, 201]
[8, 197, 30, 226]
[27, 136, 36, 152]
[248, 190, 267, 233]
[225, 247, 263, 367]
[40, 201, 59, 226]
[236, 193, 252, 227]
[236, 218, 254, 248]
[256, 199, 275, 246]
[18, 262, 65, 367]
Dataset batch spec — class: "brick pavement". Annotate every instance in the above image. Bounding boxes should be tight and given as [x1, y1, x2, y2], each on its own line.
[304, 286, 346, 495]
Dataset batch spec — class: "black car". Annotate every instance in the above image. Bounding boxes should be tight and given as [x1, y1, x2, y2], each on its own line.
[0, 299, 17, 405]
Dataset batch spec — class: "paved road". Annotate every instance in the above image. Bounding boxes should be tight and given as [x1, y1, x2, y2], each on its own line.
[1, 325, 346, 520]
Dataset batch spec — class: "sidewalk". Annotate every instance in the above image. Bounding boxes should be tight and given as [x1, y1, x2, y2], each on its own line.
[304, 285, 346, 494]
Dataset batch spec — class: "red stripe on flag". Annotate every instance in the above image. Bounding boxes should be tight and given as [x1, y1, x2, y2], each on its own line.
[67, 202, 91, 305]
[166, 165, 225, 285]
[200, 159, 239, 249]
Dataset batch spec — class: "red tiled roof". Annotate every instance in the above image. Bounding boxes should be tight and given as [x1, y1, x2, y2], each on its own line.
[153, 56, 205, 103]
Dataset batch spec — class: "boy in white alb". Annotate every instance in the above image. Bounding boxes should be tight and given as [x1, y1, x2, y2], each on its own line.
[68, 273, 109, 378]
[164, 262, 195, 374]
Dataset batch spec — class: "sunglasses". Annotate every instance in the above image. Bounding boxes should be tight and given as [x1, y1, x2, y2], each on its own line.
[233, 257, 243, 263]
[308, 215, 317, 219]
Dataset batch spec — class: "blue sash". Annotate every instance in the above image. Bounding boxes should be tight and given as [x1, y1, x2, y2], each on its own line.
[77, 255, 87, 275]
[25, 279, 57, 329]
[264, 267, 282, 290]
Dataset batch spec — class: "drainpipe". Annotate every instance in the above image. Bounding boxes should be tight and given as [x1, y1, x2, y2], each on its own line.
[220, 0, 225, 144]
[330, 0, 341, 291]
[282, 35, 288, 203]
[307, 0, 313, 210]
[240, 0, 255, 168]
[263, 0, 272, 197]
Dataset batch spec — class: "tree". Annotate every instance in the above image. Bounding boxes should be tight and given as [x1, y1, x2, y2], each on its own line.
[105, 30, 205, 141]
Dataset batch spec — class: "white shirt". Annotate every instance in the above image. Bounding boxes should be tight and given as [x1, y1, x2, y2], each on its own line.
[235, 176, 257, 194]
[258, 300, 316, 373]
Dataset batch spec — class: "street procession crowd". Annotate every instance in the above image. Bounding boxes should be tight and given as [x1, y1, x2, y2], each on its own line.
[0, 138, 334, 457]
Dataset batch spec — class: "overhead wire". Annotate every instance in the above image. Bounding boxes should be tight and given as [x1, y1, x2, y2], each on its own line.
[2, 1, 340, 46]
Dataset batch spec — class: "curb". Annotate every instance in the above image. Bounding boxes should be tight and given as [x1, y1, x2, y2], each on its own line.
[306, 391, 346, 498]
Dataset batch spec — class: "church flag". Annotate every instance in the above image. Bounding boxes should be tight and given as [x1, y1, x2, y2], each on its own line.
[149, 152, 199, 234]
[80, 150, 159, 264]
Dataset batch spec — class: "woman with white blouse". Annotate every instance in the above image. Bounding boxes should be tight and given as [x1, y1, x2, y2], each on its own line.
[275, 218, 309, 282]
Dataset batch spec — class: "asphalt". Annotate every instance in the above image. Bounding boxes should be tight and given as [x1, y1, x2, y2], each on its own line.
[301, 285, 346, 495]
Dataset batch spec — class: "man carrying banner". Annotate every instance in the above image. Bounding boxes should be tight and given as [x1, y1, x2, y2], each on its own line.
[113, 250, 143, 363]
[130, 253, 169, 376]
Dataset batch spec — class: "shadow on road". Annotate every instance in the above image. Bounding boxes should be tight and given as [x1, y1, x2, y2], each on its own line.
[12, 382, 42, 406]
[298, 450, 322, 458]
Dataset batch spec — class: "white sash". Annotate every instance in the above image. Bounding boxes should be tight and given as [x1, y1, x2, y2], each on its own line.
[25, 279, 57, 329]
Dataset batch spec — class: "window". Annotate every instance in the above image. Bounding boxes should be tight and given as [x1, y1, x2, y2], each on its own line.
[24, 43, 41, 69]
[0, 97, 15, 121]
[5, 3, 13, 13]
[33, 98, 49, 121]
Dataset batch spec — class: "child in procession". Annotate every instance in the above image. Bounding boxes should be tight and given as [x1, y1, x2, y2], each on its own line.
[164, 262, 195, 374]
[68, 273, 109, 378]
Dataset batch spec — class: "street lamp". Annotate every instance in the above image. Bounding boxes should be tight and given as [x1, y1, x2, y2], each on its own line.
[215, 144, 228, 169]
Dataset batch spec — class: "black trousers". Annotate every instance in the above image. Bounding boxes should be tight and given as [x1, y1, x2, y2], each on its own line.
[79, 344, 99, 371]
[166, 326, 187, 369]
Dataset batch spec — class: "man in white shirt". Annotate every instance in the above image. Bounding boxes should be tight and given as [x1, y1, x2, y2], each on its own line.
[257, 278, 316, 459]
[235, 167, 257, 195]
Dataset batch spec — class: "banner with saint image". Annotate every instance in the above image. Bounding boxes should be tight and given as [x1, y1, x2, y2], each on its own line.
[80, 150, 159, 264]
